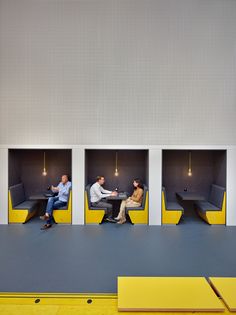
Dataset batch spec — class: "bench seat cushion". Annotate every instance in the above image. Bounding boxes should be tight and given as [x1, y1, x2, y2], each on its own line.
[195, 201, 221, 212]
[162, 187, 183, 211]
[55, 205, 67, 210]
[166, 202, 184, 211]
[89, 206, 107, 210]
[14, 200, 38, 212]
[54, 189, 71, 210]
[127, 206, 143, 211]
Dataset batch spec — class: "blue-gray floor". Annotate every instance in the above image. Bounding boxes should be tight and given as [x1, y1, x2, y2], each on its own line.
[0, 211, 236, 293]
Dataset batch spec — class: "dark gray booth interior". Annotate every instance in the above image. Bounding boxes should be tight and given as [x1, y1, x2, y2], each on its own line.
[8, 149, 72, 199]
[85, 149, 149, 195]
[162, 150, 226, 224]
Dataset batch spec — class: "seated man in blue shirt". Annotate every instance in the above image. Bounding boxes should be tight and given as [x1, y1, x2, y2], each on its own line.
[40, 174, 71, 230]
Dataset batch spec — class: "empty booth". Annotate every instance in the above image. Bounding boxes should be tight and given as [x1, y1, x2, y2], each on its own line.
[162, 150, 226, 225]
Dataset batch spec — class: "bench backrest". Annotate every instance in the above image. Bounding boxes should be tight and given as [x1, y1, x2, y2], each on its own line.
[9, 183, 26, 207]
[141, 185, 148, 207]
[86, 184, 92, 207]
[57, 189, 72, 209]
[162, 186, 167, 205]
[209, 184, 225, 209]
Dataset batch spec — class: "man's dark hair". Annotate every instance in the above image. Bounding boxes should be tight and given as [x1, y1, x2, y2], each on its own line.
[62, 174, 70, 181]
[96, 175, 105, 182]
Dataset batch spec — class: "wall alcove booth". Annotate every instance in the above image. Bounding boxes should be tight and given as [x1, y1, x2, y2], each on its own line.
[8, 149, 72, 223]
[84, 149, 149, 224]
[162, 150, 226, 225]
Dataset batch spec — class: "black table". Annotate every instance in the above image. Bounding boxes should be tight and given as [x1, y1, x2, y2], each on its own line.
[105, 193, 128, 217]
[176, 192, 205, 201]
[29, 194, 53, 215]
[105, 193, 128, 201]
[29, 194, 51, 201]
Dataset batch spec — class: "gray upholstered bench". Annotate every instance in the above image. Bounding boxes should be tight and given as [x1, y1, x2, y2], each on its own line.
[9, 183, 39, 223]
[126, 185, 149, 224]
[162, 186, 184, 224]
[194, 184, 226, 224]
[85, 184, 108, 224]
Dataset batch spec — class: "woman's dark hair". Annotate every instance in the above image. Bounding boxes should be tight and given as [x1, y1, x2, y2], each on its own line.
[133, 178, 143, 189]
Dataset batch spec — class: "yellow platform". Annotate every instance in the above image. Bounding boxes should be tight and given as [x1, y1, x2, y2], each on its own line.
[117, 277, 224, 312]
[0, 292, 229, 315]
[209, 277, 236, 311]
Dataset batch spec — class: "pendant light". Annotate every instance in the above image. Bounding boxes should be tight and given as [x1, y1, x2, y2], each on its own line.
[188, 151, 192, 176]
[42, 151, 47, 176]
[114, 151, 119, 176]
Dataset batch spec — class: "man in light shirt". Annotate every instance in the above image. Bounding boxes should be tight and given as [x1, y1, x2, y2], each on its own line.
[40, 174, 72, 229]
[90, 176, 117, 222]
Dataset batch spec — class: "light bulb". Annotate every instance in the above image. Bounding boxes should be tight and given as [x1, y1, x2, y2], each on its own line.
[42, 168, 47, 176]
[188, 151, 192, 177]
[42, 151, 47, 176]
[114, 169, 119, 176]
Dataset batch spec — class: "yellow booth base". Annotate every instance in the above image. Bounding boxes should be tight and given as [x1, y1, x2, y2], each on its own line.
[85, 192, 105, 224]
[53, 191, 72, 224]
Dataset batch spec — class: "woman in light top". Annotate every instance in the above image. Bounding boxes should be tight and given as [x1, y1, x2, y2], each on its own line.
[115, 178, 143, 224]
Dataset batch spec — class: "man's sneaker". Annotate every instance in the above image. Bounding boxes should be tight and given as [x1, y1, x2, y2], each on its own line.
[105, 217, 116, 223]
[40, 214, 49, 221]
[40, 224, 52, 230]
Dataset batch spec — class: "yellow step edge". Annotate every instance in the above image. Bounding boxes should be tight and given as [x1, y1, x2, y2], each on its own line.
[0, 296, 230, 315]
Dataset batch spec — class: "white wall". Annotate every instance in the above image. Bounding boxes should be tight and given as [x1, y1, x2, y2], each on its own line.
[0, 0, 236, 145]
[0, 1, 235, 224]
[0, 148, 8, 224]
[149, 149, 162, 225]
[72, 147, 85, 224]
[227, 148, 236, 226]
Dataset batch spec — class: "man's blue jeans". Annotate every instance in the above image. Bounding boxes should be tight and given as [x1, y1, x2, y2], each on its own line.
[46, 196, 67, 224]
